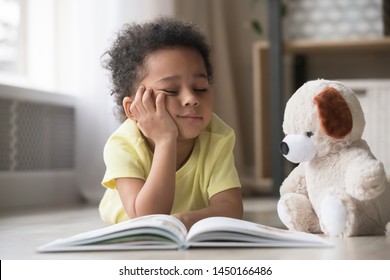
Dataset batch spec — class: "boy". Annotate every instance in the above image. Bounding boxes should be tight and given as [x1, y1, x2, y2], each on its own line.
[99, 17, 243, 230]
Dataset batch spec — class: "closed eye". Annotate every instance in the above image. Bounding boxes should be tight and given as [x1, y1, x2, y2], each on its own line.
[161, 88, 208, 95]
[163, 90, 178, 96]
[193, 88, 208, 94]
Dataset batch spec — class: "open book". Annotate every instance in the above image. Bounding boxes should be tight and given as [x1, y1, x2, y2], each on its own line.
[37, 215, 331, 252]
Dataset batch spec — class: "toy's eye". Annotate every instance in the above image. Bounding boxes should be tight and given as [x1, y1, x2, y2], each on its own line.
[306, 132, 313, 137]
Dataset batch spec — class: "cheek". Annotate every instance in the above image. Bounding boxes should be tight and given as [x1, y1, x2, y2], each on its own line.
[200, 94, 213, 110]
[204, 104, 213, 119]
[163, 98, 178, 115]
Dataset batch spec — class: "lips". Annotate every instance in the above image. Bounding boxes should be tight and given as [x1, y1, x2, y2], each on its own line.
[177, 113, 203, 121]
[178, 113, 203, 119]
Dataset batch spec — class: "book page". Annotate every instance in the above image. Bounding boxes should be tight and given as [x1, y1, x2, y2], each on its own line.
[38, 214, 188, 252]
[186, 217, 330, 247]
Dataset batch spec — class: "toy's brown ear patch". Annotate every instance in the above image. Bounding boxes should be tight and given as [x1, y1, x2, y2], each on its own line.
[313, 87, 353, 139]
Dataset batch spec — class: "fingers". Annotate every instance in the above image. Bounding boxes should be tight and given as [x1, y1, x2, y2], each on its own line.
[130, 86, 155, 118]
[129, 86, 177, 141]
[130, 86, 145, 118]
[155, 92, 166, 114]
[142, 88, 156, 112]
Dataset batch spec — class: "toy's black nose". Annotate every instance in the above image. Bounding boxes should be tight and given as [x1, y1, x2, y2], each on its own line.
[280, 142, 289, 155]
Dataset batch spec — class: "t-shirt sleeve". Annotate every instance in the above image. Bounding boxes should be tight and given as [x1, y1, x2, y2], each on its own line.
[101, 134, 146, 189]
[207, 130, 241, 198]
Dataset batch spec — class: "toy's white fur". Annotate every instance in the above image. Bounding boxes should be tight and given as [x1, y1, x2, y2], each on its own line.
[278, 79, 390, 236]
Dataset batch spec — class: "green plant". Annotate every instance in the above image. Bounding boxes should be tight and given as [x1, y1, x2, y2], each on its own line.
[249, 0, 287, 36]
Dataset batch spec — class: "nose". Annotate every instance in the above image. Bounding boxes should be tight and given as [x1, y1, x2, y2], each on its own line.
[182, 89, 199, 107]
[280, 141, 289, 155]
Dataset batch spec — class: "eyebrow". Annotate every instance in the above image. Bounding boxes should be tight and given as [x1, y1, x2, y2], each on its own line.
[156, 73, 208, 83]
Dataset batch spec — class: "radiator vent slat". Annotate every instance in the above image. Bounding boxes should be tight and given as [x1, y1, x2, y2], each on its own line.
[0, 98, 75, 171]
[0, 99, 12, 170]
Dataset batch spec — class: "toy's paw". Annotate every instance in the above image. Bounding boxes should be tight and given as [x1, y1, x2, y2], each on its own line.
[320, 195, 346, 236]
[277, 194, 321, 233]
[346, 160, 386, 200]
[277, 199, 294, 230]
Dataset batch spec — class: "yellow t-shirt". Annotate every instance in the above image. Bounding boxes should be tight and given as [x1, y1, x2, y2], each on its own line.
[99, 113, 241, 224]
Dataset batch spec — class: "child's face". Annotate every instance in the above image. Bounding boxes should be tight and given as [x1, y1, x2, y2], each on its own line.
[140, 47, 213, 140]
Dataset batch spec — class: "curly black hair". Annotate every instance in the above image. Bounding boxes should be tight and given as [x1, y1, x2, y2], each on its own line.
[102, 17, 214, 122]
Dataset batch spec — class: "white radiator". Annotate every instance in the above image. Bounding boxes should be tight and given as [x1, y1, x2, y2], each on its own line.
[341, 79, 390, 181]
[0, 84, 80, 208]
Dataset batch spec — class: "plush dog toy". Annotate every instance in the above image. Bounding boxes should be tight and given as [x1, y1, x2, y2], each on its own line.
[278, 79, 390, 237]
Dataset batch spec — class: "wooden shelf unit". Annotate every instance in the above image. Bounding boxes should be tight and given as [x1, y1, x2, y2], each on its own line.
[250, 38, 390, 192]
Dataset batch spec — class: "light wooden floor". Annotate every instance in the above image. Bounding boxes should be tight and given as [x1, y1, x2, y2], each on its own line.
[1, 198, 389, 260]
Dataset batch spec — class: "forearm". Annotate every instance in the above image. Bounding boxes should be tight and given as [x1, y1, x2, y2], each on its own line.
[173, 188, 243, 230]
[134, 139, 177, 216]
[177, 204, 243, 230]
[119, 87, 179, 217]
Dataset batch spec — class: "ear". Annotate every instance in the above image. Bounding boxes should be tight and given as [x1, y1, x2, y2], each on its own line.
[122, 96, 136, 120]
[313, 87, 353, 139]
